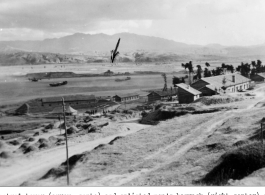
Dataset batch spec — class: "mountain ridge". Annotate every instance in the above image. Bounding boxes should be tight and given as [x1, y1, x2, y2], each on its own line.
[0, 32, 265, 65]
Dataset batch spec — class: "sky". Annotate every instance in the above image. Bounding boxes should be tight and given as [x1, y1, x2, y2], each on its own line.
[0, 0, 264, 46]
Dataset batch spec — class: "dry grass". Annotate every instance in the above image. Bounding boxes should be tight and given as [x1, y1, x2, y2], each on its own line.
[193, 96, 243, 106]
[200, 141, 265, 186]
[0, 140, 5, 149]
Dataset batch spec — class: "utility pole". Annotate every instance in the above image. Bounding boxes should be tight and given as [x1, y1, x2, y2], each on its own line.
[261, 122, 264, 158]
[62, 97, 70, 186]
[58, 115, 62, 135]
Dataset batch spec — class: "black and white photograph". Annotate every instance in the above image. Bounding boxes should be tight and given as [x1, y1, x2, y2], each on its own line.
[0, 0, 265, 187]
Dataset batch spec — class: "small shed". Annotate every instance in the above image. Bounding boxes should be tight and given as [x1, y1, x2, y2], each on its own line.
[113, 93, 139, 102]
[199, 85, 218, 96]
[176, 83, 201, 104]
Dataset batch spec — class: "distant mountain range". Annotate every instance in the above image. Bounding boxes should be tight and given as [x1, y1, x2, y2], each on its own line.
[0, 32, 265, 65]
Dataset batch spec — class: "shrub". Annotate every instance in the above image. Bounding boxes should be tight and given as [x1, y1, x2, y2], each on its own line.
[9, 139, 21, 146]
[28, 137, 35, 142]
[200, 141, 265, 185]
[0, 151, 12, 159]
[24, 145, 38, 153]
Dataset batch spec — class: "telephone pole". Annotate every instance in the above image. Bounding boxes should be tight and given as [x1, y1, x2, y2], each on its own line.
[58, 115, 62, 135]
[62, 97, 70, 186]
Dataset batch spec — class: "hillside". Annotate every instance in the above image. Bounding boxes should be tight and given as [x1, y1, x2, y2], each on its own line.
[1, 33, 265, 65]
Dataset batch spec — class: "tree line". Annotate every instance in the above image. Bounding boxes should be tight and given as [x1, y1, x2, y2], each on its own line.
[172, 60, 263, 85]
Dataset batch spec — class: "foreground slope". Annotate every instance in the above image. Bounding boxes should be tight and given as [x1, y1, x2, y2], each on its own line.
[20, 84, 265, 186]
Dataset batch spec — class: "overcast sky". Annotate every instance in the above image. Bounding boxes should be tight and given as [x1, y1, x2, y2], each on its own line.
[0, 0, 264, 46]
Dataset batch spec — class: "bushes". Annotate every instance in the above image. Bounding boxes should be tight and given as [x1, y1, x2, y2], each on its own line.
[9, 139, 21, 146]
[0, 151, 12, 159]
[28, 137, 35, 142]
[200, 141, 265, 185]
[194, 97, 243, 106]
[24, 145, 38, 153]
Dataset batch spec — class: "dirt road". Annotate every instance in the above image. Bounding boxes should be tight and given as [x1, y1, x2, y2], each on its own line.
[0, 123, 148, 186]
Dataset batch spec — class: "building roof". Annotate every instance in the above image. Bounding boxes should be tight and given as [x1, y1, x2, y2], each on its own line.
[257, 73, 265, 78]
[199, 74, 250, 88]
[51, 105, 78, 114]
[42, 95, 96, 103]
[176, 83, 201, 95]
[201, 84, 217, 92]
[114, 93, 139, 98]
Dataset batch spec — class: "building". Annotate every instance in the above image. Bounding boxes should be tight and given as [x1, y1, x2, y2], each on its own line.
[113, 93, 139, 102]
[250, 73, 265, 82]
[41, 95, 96, 107]
[176, 83, 201, 104]
[104, 70, 114, 76]
[147, 89, 178, 103]
[191, 74, 251, 93]
[199, 85, 218, 96]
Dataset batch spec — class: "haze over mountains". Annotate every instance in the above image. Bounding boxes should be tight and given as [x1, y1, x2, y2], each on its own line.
[0, 32, 265, 65]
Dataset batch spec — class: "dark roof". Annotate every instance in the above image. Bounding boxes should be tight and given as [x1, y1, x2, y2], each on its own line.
[42, 95, 96, 103]
[199, 74, 250, 88]
[114, 93, 139, 98]
[148, 89, 178, 97]
[176, 83, 201, 95]
[257, 73, 265, 78]
[200, 84, 217, 92]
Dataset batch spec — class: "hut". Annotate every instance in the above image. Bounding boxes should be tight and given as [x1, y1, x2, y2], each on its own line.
[113, 93, 139, 103]
[176, 83, 201, 104]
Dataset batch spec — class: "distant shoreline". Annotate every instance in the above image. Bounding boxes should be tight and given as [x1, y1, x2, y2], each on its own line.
[15, 70, 186, 79]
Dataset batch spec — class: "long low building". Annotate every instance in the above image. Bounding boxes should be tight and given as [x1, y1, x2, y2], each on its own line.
[113, 93, 139, 102]
[41, 95, 96, 107]
[191, 74, 251, 94]
[15, 95, 117, 115]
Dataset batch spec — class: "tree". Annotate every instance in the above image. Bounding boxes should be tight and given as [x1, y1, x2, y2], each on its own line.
[172, 76, 181, 85]
[182, 61, 194, 84]
[196, 65, 202, 80]
[221, 77, 227, 94]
